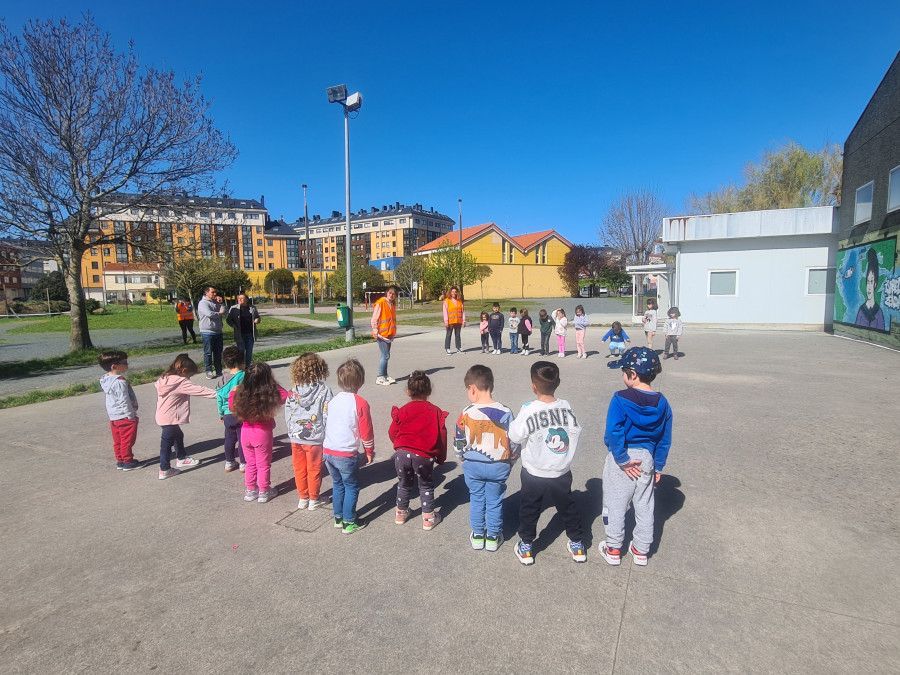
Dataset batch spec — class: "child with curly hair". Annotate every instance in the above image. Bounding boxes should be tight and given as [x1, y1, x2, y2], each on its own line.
[230, 362, 289, 503]
[285, 353, 334, 510]
[389, 371, 449, 530]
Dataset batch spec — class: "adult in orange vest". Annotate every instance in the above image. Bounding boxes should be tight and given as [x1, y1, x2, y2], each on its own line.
[175, 296, 197, 345]
[442, 286, 466, 355]
[370, 285, 398, 386]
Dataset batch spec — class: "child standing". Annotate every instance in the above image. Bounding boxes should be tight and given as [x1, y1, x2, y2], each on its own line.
[488, 303, 504, 354]
[154, 354, 216, 479]
[479, 312, 490, 354]
[323, 358, 375, 534]
[663, 307, 683, 360]
[551, 308, 568, 358]
[98, 350, 141, 471]
[600, 347, 673, 566]
[389, 371, 449, 530]
[454, 365, 517, 551]
[642, 298, 658, 349]
[508, 361, 586, 565]
[230, 362, 290, 503]
[216, 346, 246, 473]
[573, 304, 589, 359]
[517, 308, 533, 356]
[508, 308, 520, 354]
[601, 321, 631, 357]
[285, 352, 334, 510]
[538, 309, 555, 356]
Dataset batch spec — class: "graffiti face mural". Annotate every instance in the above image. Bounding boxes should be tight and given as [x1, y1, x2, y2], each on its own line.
[835, 238, 897, 332]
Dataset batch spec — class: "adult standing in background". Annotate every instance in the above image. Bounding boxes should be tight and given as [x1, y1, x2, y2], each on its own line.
[443, 285, 466, 355]
[174, 296, 197, 345]
[371, 285, 398, 386]
[197, 285, 225, 379]
[227, 292, 261, 368]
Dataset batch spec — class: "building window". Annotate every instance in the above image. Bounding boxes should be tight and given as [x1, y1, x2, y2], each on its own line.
[104, 248, 110, 256]
[258, 263, 264, 270]
[807, 268, 831, 295]
[228, 212, 236, 219]
[215, 212, 224, 219]
[889, 165, 900, 213]
[91, 261, 98, 269]
[257, 239, 262, 247]
[268, 263, 274, 270]
[92, 275, 100, 283]
[709, 270, 737, 296]
[246, 213, 259, 220]
[256, 227, 262, 234]
[200, 211, 210, 218]
[257, 251, 263, 258]
[267, 251, 274, 258]
[91, 248, 98, 256]
[854, 181, 874, 225]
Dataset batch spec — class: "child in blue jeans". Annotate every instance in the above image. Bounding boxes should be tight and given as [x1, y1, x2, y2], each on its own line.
[454, 365, 518, 551]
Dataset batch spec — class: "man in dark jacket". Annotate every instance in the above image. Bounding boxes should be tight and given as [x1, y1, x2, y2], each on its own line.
[226, 292, 261, 368]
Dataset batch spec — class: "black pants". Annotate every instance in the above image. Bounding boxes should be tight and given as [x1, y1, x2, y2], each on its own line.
[480, 332, 490, 350]
[520, 333, 530, 350]
[489, 329, 502, 351]
[664, 335, 679, 355]
[517, 468, 583, 543]
[179, 319, 196, 343]
[223, 414, 245, 464]
[444, 324, 462, 351]
[540, 333, 551, 355]
[159, 424, 186, 471]
[394, 449, 437, 513]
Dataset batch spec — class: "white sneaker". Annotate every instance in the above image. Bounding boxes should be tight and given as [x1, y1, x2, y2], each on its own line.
[456, 349, 464, 354]
[557, 353, 565, 358]
[175, 457, 199, 468]
[257, 488, 277, 503]
[446, 349, 453, 355]
[523, 349, 529, 355]
[493, 349, 500, 355]
[297, 498, 310, 510]
[308, 497, 329, 510]
[375, 376, 387, 386]
[384, 377, 397, 384]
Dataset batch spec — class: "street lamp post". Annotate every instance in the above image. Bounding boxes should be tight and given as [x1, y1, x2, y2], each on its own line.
[327, 84, 363, 342]
[458, 198, 463, 292]
[302, 184, 314, 315]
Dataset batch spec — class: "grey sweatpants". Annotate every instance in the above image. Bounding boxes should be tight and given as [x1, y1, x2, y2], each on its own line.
[602, 448, 655, 553]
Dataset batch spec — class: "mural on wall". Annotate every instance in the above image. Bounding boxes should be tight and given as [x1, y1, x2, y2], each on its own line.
[835, 238, 897, 332]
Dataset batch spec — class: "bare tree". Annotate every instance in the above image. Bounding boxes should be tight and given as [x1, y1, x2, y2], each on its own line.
[0, 16, 237, 350]
[393, 255, 426, 309]
[598, 188, 668, 265]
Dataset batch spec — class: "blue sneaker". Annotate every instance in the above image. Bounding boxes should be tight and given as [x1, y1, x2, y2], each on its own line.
[567, 540, 587, 562]
[514, 540, 534, 566]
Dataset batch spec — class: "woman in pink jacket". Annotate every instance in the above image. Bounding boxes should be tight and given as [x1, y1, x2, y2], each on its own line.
[155, 354, 217, 479]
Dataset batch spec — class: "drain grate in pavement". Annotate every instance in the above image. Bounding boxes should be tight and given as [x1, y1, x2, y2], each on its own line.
[276, 507, 332, 533]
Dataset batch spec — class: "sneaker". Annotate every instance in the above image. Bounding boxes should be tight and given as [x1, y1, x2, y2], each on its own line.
[395, 508, 409, 525]
[663, 353, 670, 359]
[375, 376, 387, 386]
[673, 355, 679, 360]
[470, 532, 486, 550]
[514, 540, 534, 565]
[121, 460, 142, 471]
[297, 498, 310, 510]
[557, 353, 565, 358]
[257, 488, 277, 503]
[239, 463, 246, 473]
[446, 349, 453, 355]
[523, 349, 529, 355]
[224, 461, 238, 472]
[422, 511, 441, 531]
[116, 462, 124, 470]
[175, 457, 199, 468]
[599, 540, 621, 566]
[205, 371, 215, 379]
[486, 533, 503, 552]
[158, 468, 180, 480]
[567, 540, 587, 563]
[384, 377, 397, 384]
[308, 498, 327, 510]
[629, 543, 648, 566]
[243, 489, 259, 502]
[333, 516, 344, 529]
[342, 520, 366, 535]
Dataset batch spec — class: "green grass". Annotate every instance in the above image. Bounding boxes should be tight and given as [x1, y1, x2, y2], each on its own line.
[0, 335, 373, 409]
[6, 305, 305, 337]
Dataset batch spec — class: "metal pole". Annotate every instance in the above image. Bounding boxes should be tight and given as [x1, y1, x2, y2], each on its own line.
[343, 106, 355, 341]
[458, 198, 463, 294]
[303, 184, 314, 314]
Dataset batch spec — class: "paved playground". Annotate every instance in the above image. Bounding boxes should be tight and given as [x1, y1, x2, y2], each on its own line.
[1, 326, 898, 674]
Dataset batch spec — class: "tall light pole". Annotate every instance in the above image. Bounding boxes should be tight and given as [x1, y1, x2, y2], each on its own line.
[458, 198, 463, 293]
[302, 184, 314, 314]
[327, 84, 363, 342]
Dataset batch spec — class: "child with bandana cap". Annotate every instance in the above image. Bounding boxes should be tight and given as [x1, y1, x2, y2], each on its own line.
[599, 347, 673, 567]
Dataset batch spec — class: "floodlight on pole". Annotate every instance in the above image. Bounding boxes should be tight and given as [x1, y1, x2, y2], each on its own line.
[327, 84, 363, 341]
[303, 184, 314, 314]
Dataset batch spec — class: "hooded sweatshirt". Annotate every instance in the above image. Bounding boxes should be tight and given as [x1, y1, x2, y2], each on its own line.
[389, 400, 449, 463]
[216, 370, 245, 417]
[100, 372, 138, 421]
[604, 388, 673, 472]
[508, 398, 581, 478]
[285, 381, 334, 445]
[155, 375, 216, 426]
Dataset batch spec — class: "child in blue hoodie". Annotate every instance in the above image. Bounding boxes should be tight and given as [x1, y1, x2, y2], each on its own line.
[600, 347, 673, 567]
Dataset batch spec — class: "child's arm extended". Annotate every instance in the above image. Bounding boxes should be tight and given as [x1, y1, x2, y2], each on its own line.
[507, 405, 529, 446]
[178, 379, 217, 399]
[356, 395, 375, 465]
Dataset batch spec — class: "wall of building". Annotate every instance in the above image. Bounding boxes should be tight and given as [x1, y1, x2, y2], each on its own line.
[674, 234, 836, 325]
[463, 264, 566, 300]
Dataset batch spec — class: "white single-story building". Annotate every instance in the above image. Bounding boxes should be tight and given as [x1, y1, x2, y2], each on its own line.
[661, 206, 838, 328]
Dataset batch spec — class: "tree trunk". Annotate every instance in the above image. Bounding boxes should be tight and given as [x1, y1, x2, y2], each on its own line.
[65, 247, 93, 351]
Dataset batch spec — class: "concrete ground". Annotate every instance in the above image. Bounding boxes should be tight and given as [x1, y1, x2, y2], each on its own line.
[0, 326, 898, 674]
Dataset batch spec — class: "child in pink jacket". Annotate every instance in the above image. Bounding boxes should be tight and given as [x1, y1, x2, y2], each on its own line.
[155, 354, 216, 479]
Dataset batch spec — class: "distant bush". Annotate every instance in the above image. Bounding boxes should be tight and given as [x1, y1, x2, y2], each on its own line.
[131, 300, 146, 306]
[84, 299, 101, 313]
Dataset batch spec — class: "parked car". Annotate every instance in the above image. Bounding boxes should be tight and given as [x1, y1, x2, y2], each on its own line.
[596, 286, 609, 297]
[618, 285, 632, 296]
[579, 286, 591, 298]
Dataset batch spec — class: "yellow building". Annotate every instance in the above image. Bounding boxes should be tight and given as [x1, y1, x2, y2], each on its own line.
[413, 223, 573, 299]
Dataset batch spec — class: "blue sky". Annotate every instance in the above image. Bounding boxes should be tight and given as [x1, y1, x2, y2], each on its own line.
[3, 1, 899, 244]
